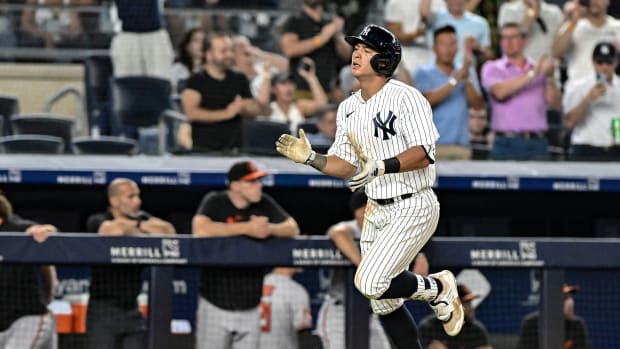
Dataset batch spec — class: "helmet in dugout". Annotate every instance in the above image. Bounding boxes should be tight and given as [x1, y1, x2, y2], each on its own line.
[345, 24, 402, 77]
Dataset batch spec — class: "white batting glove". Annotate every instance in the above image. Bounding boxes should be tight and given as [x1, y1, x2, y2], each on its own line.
[349, 159, 385, 191]
[276, 129, 313, 164]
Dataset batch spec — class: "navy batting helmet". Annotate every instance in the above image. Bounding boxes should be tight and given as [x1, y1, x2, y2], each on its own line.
[345, 24, 402, 76]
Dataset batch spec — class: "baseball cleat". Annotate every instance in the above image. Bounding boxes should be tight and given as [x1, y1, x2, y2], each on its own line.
[428, 270, 464, 336]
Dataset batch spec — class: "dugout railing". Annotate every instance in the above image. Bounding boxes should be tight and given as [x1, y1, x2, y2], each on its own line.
[1, 234, 619, 349]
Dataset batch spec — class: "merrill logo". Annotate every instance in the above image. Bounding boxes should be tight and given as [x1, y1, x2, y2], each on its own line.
[292, 248, 350, 266]
[109, 238, 187, 264]
[470, 240, 543, 266]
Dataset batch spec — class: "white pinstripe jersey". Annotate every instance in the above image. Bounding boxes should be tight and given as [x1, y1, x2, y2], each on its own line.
[328, 79, 439, 199]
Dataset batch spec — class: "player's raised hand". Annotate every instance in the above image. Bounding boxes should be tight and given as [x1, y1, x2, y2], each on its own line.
[276, 129, 313, 164]
[349, 159, 385, 191]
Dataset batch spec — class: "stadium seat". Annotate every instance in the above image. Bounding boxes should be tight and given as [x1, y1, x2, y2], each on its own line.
[297, 121, 318, 135]
[241, 119, 290, 156]
[72, 136, 138, 155]
[83, 55, 113, 135]
[110, 76, 186, 154]
[10, 113, 75, 153]
[0, 95, 19, 136]
[0, 134, 64, 154]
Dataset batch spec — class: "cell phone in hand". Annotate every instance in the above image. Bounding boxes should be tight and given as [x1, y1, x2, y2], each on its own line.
[298, 60, 312, 72]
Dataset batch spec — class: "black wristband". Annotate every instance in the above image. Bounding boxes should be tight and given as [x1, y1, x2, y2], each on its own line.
[383, 157, 400, 174]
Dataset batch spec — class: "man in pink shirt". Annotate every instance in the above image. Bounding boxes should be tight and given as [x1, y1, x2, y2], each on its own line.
[481, 22, 561, 160]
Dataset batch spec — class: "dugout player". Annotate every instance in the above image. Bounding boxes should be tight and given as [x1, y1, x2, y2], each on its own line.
[0, 193, 57, 349]
[192, 161, 300, 349]
[259, 267, 313, 349]
[86, 178, 176, 349]
[276, 24, 463, 348]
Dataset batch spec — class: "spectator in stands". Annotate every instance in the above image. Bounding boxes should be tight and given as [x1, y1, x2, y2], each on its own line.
[305, 104, 337, 149]
[418, 283, 492, 349]
[0, 194, 57, 349]
[413, 25, 485, 160]
[481, 22, 561, 160]
[385, 0, 445, 73]
[516, 284, 591, 349]
[0, 7, 17, 48]
[316, 189, 429, 349]
[258, 59, 328, 134]
[165, 0, 211, 47]
[259, 267, 313, 349]
[182, 33, 262, 153]
[563, 42, 620, 161]
[192, 160, 299, 349]
[498, 0, 564, 61]
[232, 35, 289, 98]
[469, 108, 492, 159]
[85, 178, 175, 349]
[422, 0, 494, 66]
[110, 0, 174, 79]
[280, 0, 351, 99]
[20, 0, 88, 49]
[171, 28, 205, 94]
[552, 0, 620, 88]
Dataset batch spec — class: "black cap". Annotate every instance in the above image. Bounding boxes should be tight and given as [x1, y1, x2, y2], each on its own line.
[348, 190, 368, 212]
[227, 161, 268, 182]
[271, 72, 295, 86]
[592, 42, 617, 60]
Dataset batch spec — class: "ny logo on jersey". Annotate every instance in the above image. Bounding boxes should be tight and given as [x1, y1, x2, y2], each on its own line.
[373, 110, 397, 140]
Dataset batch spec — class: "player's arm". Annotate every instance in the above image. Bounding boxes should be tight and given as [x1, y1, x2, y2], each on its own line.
[268, 217, 300, 238]
[182, 89, 238, 122]
[41, 265, 57, 305]
[347, 144, 434, 191]
[328, 224, 361, 266]
[275, 129, 357, 178]
[192, 214, 270, 239]
[26, 224, 57, 243]
[98, 217, 143, 236]
[139, 217, 176, 235]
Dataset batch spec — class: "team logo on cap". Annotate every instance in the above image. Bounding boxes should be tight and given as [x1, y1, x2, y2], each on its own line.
[601, 44, 611, 55]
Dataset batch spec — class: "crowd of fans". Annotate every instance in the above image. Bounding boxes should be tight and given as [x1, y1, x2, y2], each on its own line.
[2, 0, 620, 161]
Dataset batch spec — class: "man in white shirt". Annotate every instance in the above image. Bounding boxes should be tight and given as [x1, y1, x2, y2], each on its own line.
[384, 0, 446, 72]
[552, 0, 620, 86]
[563, 41, 620, 161]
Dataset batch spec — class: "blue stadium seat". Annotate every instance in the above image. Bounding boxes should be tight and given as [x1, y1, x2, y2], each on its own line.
[10, 113, 74, 153]
[110, 76, 186, 154]
[72, 136, 138, 155]
[83, 55, 113, 135]
[0, 134, 64, 154]
[241, 119, 290, 156]
[0, 95, 19, 136]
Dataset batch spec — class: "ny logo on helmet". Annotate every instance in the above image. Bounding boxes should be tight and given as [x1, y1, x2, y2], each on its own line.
[373, 111, 397, 140]
[360, 26, 372, 37]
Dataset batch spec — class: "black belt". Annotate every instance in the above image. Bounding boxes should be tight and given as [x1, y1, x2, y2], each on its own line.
[496, 131, 546, 139]
[373, 193, 413, 205]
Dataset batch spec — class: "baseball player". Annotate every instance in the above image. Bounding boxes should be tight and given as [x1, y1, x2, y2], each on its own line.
[276, 24, 464, 348]
[259, 267, 313, 349]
